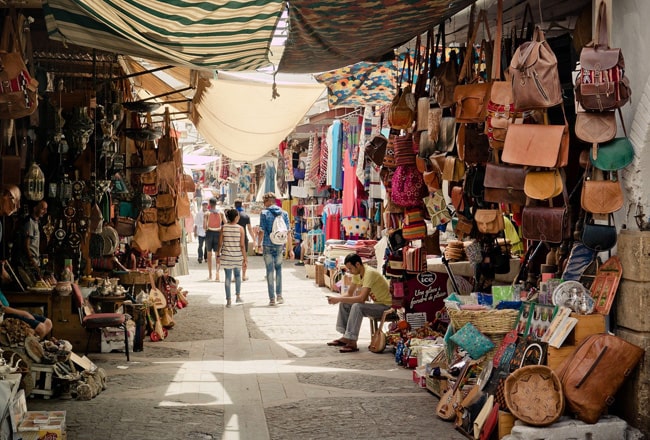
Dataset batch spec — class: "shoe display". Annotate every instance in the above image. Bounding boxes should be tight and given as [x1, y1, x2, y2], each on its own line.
[276, 296, 284, 304]
[269, 299, 276, 306]
[226, 299, 232, 308]
[236, 296, 243, 303]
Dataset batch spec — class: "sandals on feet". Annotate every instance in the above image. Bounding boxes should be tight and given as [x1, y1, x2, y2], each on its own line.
[339, 346, 359, 353]
[326, 339, 347, 347]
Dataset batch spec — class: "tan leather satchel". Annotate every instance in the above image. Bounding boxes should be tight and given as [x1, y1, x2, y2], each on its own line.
[454, 82, 492, 123]
[132, 221, 161, 252]
[474, 209, 505, 234]
[388, 87, 415, 130]
[575, 111, 616, 144]
[524, 169, 563, 200]
[556, 334, 644, 424]
[158, 220, 182, 242]
[442, 156, 465, 182]
[156, 191, 175, 209]
[509, 27, 562, 110]
[581, 172, 624, 214]
[502, 122, 569, 168]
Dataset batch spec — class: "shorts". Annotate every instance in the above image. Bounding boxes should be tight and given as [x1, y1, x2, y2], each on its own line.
[5, 312, 47, 330]
[205, 230, 221, 252]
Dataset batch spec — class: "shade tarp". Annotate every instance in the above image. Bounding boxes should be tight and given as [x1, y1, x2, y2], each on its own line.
[278, 0, 475, 73]
[190, 72, 325, 161]
[43, 0, 284, 71]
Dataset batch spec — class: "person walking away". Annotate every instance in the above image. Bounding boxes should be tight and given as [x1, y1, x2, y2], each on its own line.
[218, 209, 247, 307]
[194, 200, 209, 263]
[259, 192, 289, 306]
[204, 198, 225, 281]
[234, 199, 254, 280]
[326, 252, 392, 353]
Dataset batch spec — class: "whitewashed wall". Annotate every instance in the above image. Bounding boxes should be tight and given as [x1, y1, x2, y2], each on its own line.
[615, 0, 650, 224]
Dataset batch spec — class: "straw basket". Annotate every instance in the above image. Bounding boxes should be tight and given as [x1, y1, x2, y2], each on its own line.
[447, 308, 518, 359]
[447, 308, 519, 334]
[504, 365, 565, 426]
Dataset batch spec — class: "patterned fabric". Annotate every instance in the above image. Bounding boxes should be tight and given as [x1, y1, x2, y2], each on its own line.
[341, 216, 371, 239]
[308, 133, 321, 184]
[278, 0, 473, 73]
[450, 323, 495, 360]
[318, 128, 329, 190]
[315, 59, 398, 108]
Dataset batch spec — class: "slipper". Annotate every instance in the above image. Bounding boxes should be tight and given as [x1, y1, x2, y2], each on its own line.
[339, 346, 359, 353]
[326, 339, 347, 347]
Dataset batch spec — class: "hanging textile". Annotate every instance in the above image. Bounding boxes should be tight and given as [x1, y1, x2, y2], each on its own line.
[308, 133, 321, 185]
[318, 128, 328, 190]
[314, 59, 398, 108]
[239, 163, 252, 193]
[329, 120, 343, 191]
[284, 147, 295, 182]
[342, 120, 360, 217]
[276, 153, 288, 195]
[220, 156, 231, 181]
[264, 161, 276, 194]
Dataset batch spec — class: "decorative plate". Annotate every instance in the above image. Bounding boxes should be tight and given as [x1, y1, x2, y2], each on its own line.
[552, 281, 587, 307]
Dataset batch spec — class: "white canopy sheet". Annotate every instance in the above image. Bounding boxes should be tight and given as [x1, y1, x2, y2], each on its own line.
[191, 71, 325, 161]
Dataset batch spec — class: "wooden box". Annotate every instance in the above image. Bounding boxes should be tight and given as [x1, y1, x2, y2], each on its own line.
[498, 410, 516, 439]
[315, 263, 326, 287]
[570, 312, 606, 345]
[425, 376, 448, 397]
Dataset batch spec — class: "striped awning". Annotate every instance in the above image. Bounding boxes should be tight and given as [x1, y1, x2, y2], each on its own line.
[43, 0, 284, 71]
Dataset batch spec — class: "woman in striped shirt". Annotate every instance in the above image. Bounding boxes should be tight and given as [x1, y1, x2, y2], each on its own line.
[217, 208, 247, 307]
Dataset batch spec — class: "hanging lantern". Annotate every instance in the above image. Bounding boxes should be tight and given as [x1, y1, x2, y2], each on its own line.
[23, 162, 45, 201]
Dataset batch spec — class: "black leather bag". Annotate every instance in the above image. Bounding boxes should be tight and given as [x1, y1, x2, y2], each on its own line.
[581, 214, 617, 252]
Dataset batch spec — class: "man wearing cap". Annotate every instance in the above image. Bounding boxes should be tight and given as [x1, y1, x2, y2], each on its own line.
[194, 200, 209, 263]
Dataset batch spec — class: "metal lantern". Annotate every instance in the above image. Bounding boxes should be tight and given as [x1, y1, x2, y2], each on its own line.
[23, 162, 45, 201]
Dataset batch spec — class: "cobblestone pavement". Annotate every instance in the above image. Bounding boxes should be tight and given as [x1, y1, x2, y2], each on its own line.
[29, 244, 465, 440]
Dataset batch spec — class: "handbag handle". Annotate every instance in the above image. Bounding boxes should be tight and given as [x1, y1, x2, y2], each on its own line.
[491, 0, 504, 81]
[459, 9, 490, 83]
[519, 342, 544, 368]
[519, 3, 535, 41]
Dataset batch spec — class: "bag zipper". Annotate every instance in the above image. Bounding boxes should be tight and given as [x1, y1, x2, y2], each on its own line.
[532, 70, 550, 102]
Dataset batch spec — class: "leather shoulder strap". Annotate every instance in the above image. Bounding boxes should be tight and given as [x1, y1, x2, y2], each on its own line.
[595, 1, 609, 48]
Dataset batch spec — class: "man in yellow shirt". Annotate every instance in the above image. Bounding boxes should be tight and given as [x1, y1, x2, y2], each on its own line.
[327, 253, 392, 353]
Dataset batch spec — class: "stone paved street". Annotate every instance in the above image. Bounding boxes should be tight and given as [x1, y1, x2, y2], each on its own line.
[29, 244, 465, 440]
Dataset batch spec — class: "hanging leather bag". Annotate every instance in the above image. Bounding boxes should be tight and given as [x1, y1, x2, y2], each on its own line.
[581, 214, 617, 252]
[509, 26, 563, 110]
[132, 219, 161, 252]
[502, 108, 569, 168]
[454, 10, 493, 124]
[522, 179, 571, 243]
[590, 137, 634, 171]
[0, 134, 21, 186]
[0, 14, 39, 120]
[575, 1, 631, 111]
[365, 134, 388, 167]
[483, 162, 527, 205]
[575, 111, 616, 144]
[158, 220, 182, 242]
[474, 209, 505, 235]
[458, 123, 491, 164]
[580, 169, 624, 214]
[556, 333, 644, 424]
[524, 169, 563, 200]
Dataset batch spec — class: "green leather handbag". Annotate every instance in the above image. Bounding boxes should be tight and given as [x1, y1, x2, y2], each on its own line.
[590, 137, 634, 171]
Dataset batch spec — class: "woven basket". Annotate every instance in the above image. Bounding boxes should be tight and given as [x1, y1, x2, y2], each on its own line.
[447, 308, 519, 334]
[504, 365, 565, 426]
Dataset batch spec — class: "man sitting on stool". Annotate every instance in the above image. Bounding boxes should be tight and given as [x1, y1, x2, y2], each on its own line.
[326, 252, 392, 353]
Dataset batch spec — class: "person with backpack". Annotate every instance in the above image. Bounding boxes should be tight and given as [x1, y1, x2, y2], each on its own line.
[204, 198, 225, 281]
[259, 192, 290, 306]
[217, 208, 247, 307]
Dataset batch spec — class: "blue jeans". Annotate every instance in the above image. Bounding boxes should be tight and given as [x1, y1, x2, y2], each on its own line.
[224, 268, 241, 300]
[263, 245, 283, 299]
[197, 235, 206, 261]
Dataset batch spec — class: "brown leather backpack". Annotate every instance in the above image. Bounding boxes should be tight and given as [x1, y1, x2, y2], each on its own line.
[509, 27, 562, 110]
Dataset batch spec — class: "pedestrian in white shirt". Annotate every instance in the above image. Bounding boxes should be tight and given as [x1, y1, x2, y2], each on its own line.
[194, 200, 209, 263]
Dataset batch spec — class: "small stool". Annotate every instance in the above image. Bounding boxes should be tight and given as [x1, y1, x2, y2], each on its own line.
[369, 308, 402, 336]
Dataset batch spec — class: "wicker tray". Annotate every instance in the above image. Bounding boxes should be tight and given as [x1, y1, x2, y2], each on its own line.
[118, 271, 150, 285]
[447, 308, 519, 334]
[504, 365, 565, 426]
